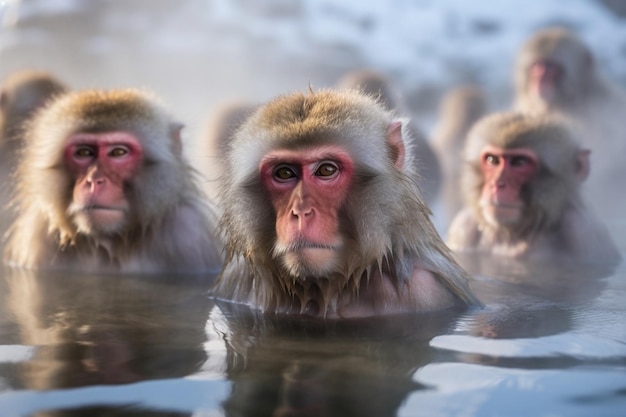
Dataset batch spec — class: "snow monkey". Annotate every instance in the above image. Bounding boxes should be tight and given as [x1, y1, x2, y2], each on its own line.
[4, 89, 222, 274]
[447, 112, 621, 265]
[513, 26, 626, 220]
[212, 89, 481, 318]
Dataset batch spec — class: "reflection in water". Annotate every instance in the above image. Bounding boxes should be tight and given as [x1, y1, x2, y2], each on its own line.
[0, 255, 623, 416]
[214, 301, 463, 417]
[0, 267, 469, 416]
[453, 252, 614, 306]
[1, 268, 216, 416]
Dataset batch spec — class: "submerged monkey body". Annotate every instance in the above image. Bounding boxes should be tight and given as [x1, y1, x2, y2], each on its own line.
[213, 89, 480, 317]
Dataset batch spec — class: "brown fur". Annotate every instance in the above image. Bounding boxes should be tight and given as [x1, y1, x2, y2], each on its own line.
[4, 89, 222, 273]
[447, 111, 621, 264]
[212, 89, 480, 317]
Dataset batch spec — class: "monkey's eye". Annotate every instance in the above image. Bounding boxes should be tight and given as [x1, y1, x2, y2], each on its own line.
[74, 147, 95, 158]
[109, 147, 129, 158]
[315, 162, 338, 177]
[273, 165, 297, 181]
[484, 154, 500, 165]
[510, 156, 533, 167]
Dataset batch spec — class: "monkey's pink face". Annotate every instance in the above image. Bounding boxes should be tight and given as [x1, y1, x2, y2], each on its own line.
[528, 59, 564, 103]
[479, 145, 538, 226]
[64, 132, 143, 235]
[259, 145, 354, 278]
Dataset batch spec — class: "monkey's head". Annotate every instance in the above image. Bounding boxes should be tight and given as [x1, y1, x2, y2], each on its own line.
[515, 27, 595, 111]
[17, 89, 189, 245]
[218, 89, 440, 303]
[464, 112, 589, 235]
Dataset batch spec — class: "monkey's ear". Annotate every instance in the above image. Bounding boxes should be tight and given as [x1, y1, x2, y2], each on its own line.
[576, 149, 591, 182]
[386, 121, 406, 170]
[170, 123, 184, 155]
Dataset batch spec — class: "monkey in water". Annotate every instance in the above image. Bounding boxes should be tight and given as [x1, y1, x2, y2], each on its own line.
[212, 89, 481, 318]
[512, 27, 626, 220]
[4, 89, 222, 274]
[447, 111, 621, 265]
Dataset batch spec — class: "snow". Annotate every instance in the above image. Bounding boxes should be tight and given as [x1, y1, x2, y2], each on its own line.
[1, 0, 625, 131]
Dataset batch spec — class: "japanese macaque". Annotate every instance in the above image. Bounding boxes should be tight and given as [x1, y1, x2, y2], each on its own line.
[431, 85, 487, 224]
[447, 112, 621, 264]
[199, 100, 257, 199]
[512, 27, 626, 220]
[0, 70, 68, 237]
[4, 89, 222, 273]
[212, 89, 481, 318]
[336, 70, 442, 204]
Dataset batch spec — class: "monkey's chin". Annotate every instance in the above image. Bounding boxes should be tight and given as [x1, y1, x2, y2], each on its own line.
[482, 204, 522, 227]
[282, 248, 341, 279]
[532, 82, 557, 106]
[72, 208, 128, 236]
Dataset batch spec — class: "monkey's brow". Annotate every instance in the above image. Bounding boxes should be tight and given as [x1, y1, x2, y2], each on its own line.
[263, 153, 343, 165]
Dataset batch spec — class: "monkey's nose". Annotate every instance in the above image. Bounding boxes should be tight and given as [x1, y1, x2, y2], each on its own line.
[291, 205, 315, 232]
[494, 179, 507, 189]
[291, 205, 314, 218]
[87, 176, 107, 192]
[87, 176, 106, 185]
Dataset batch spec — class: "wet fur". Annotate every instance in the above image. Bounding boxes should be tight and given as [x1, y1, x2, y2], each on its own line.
[213, 89, 479, 315]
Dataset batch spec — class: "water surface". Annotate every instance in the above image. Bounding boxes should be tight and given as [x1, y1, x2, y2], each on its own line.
[0, 255, 624, 416]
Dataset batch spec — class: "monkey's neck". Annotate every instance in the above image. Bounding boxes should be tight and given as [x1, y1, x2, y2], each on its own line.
[248, 254, 402, 317]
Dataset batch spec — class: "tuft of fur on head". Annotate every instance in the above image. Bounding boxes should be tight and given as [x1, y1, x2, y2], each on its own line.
[463, 111, 586, 237]
[214, 88, 478, 314]
[4, 88, 206, 269]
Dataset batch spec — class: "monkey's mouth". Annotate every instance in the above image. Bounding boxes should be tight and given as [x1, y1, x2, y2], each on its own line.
[82, 205, 125, 212]
[274, 239, 343, 278]
[285, 241, 339, 251]
[274, 237, 342, 255]
[480, 201, 523, 225]
[482, 201, 523, 210]
[77, 205, 128, 220]
[69, 204, 128, 234]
